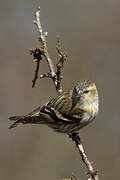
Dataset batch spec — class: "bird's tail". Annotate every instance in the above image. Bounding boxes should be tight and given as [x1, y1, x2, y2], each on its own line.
[9, 115, 42, 129]
[9, 116, 26, 129]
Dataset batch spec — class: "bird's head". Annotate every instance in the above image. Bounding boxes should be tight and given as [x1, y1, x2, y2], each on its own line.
[72, 80, 99, 115]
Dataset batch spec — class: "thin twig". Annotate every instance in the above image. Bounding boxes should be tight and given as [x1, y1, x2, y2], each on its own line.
[32, 59, 40, 87]
[29, 48, 42, 87]
[40, 73, 51, 79]
[70, 133, 99, 180]
[34, 6, 57, 88]
[30, 6, 66, 92]
[56, 37, 67, 93]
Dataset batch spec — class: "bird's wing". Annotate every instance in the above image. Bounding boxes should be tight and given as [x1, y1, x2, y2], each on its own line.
[48, 89, 84, 122]
[27, 89, 82, 122]
[68, 106, 84, 120]
[29, 90, 73, 122]
[27, 101, 49, 117]
[53, 90, 73, 114]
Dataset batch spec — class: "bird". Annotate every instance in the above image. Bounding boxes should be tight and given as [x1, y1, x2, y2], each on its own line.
[9, 80, 99, 134]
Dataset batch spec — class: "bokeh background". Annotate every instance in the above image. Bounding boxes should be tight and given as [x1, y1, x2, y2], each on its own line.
[1, 0, 120, 179]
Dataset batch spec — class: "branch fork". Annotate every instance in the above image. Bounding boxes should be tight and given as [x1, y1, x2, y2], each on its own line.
[30, 6, 66, 93]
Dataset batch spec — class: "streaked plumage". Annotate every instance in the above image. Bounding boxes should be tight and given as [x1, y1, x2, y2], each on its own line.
[9, 80, 99, 134]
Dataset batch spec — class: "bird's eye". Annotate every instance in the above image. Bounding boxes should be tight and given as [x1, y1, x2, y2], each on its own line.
[84, 90, 89, 94]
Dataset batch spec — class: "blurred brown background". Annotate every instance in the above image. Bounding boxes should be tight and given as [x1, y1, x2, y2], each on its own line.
[1, 0, 120, 179]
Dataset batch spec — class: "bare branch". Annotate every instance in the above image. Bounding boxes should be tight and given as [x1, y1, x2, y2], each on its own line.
[40, 73, 51, 78]
[34, 6, 57, 88]
[30, 6, 67, 92]
[56, 37, 67, 93]
[29, 48, 42, 87]
[70, 133, 99, 180]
